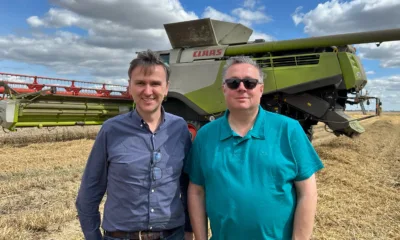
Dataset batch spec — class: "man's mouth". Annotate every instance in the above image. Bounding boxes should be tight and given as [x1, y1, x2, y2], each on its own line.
[142, 97, 156, 103]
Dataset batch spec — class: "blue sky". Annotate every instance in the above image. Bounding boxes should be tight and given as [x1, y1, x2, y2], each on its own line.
[0, 0, 399, 110]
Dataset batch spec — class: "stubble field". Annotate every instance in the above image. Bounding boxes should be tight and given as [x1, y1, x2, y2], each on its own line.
[0, 112, 399, 240]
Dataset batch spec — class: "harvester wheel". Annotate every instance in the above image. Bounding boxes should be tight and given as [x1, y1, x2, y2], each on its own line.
[187, 121, 201, 141]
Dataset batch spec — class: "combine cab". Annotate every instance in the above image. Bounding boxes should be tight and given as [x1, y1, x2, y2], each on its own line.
[1, 18, 399, 140]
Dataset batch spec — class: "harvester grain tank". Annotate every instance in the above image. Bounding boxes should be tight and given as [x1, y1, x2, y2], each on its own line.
[1, 18, 399, 140]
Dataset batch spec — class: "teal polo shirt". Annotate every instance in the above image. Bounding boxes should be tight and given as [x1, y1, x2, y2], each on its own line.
[184, 106, 324, 240]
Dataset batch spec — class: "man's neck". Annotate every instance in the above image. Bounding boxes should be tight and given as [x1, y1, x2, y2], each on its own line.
[137, 108, 162, 133]
[228, 107, 259, 137]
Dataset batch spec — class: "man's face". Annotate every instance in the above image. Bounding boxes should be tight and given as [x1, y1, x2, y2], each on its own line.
[222, 63, 264, 111]
[129, 65, 169, 115]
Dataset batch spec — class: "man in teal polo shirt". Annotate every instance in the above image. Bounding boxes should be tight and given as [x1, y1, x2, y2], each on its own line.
[184, 56, 324, 240]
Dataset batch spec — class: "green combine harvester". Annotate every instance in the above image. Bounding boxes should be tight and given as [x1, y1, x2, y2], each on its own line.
[1, 18, 399, 141]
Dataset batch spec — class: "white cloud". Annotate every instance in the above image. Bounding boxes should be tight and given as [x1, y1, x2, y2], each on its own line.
[292, 0, 400, 36]
[249, 32, 275, 42]
[0, 0, 201, 80]
[244, 0, 256, 9]
[367, 75, 400, 92]
[202, 7, 236, 22]
[26, 4, 190, 50]
[200, 2, 274, 42]
[362, 75, 400, 110]
[357, 41, 400, 68]
[291, 6, 304, 26]
[232, 8, 271, 27]
[291, 0, 400, 68]
[48, 0, 198, 30]
[26, 16, 45, 27]
[202, 1, 271, 28]
[27, 8, 81, 28]
[349, 75, 400, 111]
[0, 34, 132, 78]
[366, 70, 375, 75]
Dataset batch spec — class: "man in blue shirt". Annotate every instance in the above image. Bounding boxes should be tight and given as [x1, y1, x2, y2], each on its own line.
[76, 50, 193, 240]
[185, 56, 324, 240]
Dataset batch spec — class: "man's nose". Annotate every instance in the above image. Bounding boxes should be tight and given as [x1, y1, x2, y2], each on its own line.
[237, 82, 247, 91]
[143, 84, 152, 95]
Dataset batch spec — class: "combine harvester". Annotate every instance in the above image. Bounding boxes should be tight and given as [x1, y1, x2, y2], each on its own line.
[1, 18, 399, 141]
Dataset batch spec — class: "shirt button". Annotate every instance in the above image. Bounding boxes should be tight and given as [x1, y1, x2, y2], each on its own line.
[151, 189, 155, 193]
[151, 208, 154, 212]
[149, 226, 153, 230]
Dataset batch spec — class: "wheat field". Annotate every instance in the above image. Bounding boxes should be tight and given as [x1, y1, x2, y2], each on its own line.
[0, 113, 399, 240]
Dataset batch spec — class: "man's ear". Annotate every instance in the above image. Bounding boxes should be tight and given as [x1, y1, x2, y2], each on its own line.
[128, 80, 132, 96]
[164, 80, 170, 95]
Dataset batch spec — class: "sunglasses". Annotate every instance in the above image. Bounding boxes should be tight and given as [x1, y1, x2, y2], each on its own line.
[224, 78, 260, 90]
[151, 150, 162, 181]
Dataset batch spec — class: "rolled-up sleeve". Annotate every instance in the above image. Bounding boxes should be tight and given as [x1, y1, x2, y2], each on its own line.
[184, 134, 204, 187]
[76, 126, 109, 240]
[289, 122, 324, 181]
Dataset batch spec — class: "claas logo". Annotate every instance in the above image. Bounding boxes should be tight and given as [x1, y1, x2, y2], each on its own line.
[193, 49, 223, 57]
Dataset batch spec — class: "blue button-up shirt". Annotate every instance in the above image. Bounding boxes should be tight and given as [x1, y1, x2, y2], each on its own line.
[76, 109, 192, 240]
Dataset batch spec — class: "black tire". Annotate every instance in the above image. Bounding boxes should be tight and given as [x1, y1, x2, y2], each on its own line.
[186, 120, 202, 141]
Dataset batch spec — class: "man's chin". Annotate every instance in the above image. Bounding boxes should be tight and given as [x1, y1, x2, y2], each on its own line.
[136, 104, 160, 114]
[229, 104, 257, 111]
[231, 103, 249, 108]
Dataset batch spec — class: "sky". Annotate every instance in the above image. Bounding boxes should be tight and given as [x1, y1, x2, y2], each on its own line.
[0, 0, 399, 111]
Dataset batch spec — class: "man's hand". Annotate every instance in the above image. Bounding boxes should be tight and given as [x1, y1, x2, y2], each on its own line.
[184, 232, 194, 240]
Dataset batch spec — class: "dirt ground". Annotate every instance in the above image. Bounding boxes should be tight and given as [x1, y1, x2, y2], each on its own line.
[0, 112, 399, 240]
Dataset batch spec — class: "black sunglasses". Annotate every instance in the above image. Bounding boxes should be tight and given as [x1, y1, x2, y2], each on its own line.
[224, 78, 260, 90]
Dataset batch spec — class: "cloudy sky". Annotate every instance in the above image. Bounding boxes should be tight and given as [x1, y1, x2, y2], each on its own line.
[1, 0, 399, 110]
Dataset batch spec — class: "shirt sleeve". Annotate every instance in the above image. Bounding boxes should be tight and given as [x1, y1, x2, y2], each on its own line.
[289, 121, 324, 181]
[75, 125, 109, 240]
[183, 134, 205, 186]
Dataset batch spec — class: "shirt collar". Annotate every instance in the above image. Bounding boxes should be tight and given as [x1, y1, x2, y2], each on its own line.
[219, 105, 265, 141]
[130, 106, 168, 129]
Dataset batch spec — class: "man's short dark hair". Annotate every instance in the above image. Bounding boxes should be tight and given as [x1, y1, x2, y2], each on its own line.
[128, 49, 170, 82]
